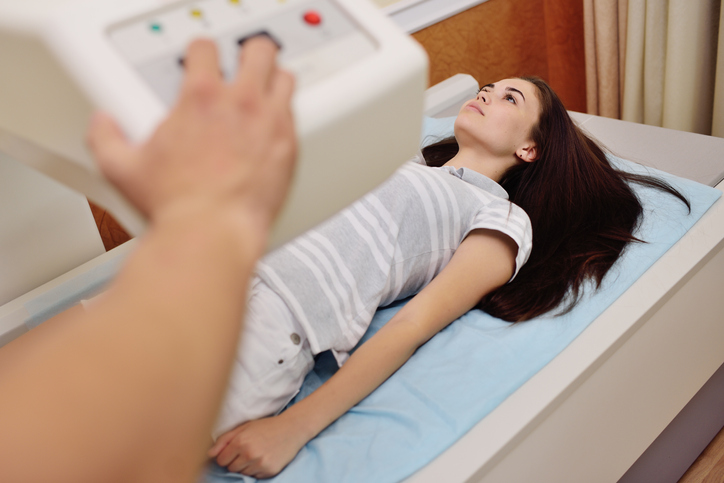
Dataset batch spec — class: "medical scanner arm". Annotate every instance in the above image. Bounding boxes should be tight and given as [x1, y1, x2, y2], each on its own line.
[0, 127, 146, 234]
[0, 0, 428, 245]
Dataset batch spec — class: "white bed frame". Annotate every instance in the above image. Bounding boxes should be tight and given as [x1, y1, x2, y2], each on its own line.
[409, 74, 724, 483]
[1, 74, 723, 483]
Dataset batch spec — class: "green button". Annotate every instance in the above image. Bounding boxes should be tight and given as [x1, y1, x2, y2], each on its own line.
[149, 22, 162, 33]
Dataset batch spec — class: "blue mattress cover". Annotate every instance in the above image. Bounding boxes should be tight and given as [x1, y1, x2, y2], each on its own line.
[205, 117, 722, 483]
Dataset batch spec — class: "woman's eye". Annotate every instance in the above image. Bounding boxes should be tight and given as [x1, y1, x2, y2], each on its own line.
[505, 94, 517, 104]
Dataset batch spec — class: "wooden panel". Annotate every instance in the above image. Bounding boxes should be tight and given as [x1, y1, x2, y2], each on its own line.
[412, 0, 548, 88]
[412, 0, 586, 112]
[89, 202, 131, 252]
[542, 0, 587, 112]
[679, 426, 724, 483]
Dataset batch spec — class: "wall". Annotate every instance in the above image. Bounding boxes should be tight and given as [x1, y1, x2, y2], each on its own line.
[411, 0, 587, 113]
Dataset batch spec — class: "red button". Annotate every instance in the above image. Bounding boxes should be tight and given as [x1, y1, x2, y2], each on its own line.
[303, 11, 322, 26]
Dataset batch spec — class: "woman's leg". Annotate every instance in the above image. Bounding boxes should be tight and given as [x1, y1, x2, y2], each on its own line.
[212, 278, 314, 440]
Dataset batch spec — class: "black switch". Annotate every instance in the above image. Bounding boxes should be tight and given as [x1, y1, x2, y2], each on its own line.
[237, 31, 282, 50]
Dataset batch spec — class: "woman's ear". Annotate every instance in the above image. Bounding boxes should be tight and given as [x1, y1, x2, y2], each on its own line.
[516, 143, 538, 163]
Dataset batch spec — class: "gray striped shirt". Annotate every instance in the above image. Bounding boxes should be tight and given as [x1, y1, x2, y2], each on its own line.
[257, 159, 532, 364]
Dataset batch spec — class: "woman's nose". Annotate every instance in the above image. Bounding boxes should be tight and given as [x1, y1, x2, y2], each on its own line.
[477, 90, 489, 104]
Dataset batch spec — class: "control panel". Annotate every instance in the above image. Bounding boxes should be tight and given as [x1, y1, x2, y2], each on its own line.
[109, 0, 376, 106]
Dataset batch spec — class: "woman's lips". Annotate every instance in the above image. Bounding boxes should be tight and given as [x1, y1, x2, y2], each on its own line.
[465, 103, 484, 115]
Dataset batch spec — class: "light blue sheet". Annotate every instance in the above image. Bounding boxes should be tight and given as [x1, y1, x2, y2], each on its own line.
[204, 117, 721, 483]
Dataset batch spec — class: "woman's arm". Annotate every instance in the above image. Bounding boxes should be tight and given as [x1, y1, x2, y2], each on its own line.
[0, 37, 295, 483]
[209, 228, 519, 478]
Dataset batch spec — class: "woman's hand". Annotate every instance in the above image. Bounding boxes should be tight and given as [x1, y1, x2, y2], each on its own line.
[208, 414, 309, 478]
[88, 36, 296, 251]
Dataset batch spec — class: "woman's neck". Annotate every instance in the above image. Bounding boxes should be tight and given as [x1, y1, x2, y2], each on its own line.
[443, 148, 513, 183]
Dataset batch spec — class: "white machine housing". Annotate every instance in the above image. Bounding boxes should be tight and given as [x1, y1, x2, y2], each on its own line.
[0, 0, 428, 246]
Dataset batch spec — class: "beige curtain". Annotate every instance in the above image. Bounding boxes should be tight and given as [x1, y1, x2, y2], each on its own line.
[621, 0, 723, 137]
[712, 3, 724, 136]
[584, 0, 629, 118]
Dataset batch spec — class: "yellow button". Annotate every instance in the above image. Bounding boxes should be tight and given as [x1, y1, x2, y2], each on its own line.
[190, 9, 203, 19]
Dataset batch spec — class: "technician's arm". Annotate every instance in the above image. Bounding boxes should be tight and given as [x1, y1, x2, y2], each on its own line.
[0, 38, 295, 483]
[210, 228, 518, 478]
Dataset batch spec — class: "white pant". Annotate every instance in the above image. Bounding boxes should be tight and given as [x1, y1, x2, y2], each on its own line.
[213, 278, 315, 440]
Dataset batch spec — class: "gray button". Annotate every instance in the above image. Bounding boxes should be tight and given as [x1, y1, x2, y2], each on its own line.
[290, 333, 301, 345]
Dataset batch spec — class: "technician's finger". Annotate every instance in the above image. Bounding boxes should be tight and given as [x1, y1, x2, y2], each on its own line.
[235, 36, 279, 93]
[270, 68, 295, 108]
[86, 112, 137, 183]
[184, 38, 221, 76]
[180, 39, 222, 100]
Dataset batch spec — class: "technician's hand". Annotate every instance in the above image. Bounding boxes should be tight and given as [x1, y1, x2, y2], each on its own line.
[208, 413, 309, 478]
[87, 36, 296, 248]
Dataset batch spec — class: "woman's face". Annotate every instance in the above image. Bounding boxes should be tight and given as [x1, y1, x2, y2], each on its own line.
[454, 78, 541, 161]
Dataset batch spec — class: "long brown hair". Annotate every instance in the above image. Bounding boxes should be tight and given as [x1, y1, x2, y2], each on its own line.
[422, 77, 689, 321]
